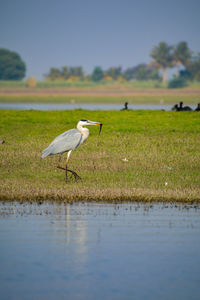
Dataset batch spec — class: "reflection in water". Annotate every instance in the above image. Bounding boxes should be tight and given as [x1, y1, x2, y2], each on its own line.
[66, 204, 88, 255]
[0, 201, 200, 300]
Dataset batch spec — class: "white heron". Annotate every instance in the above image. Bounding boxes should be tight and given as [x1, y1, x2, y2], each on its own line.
[41, 119, 103, 182]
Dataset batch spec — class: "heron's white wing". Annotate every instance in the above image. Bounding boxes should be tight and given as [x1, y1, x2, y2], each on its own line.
[42, 129, 82, 157]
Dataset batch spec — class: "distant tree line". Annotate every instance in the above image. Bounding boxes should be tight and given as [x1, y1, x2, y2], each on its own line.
[0, 42, 200, 83]
[46, 66, 85, 81]
[45, 41, 200, 83]
[45, 64, 161, 82]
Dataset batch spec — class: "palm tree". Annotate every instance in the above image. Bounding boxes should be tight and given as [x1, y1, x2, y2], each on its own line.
[150, 42, 173, 83]
[173, 41, 192, 76]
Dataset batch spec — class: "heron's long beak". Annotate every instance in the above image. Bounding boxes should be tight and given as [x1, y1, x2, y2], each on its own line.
[99, 123, 103, 135]
[94, 122, 103, 135]
[88, 121, 103, 135]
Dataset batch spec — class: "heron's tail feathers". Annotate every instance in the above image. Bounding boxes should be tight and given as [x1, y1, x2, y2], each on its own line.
[41, 147, 52, 158]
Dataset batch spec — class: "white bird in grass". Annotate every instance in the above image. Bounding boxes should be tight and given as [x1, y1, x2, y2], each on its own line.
[122, 158, 128, 162]
[41, 119, 103, 182]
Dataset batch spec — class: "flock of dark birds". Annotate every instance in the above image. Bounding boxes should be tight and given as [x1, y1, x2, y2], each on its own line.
[171, 102, 200, 111]
[121, 101, 200, 111]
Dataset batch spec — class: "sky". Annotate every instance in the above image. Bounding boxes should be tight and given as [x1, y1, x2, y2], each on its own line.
[1, 0, 200, 80]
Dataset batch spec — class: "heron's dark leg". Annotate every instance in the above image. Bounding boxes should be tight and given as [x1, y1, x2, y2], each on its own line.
[57, 155, 66, 170]
[57, 155, 62, 168]
[57, 164, 81, 180]
[57, 151, 81, 181]
[59, 167, 81, 180]
[68, 169, 81, 181]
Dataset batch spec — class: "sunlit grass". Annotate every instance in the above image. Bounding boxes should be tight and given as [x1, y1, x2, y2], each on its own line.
[0, 79, 200, 89]
[0, 110, 200, 202]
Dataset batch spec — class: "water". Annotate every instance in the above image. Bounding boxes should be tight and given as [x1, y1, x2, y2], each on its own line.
[0, 201, 200, 300]
[0, 103, 176, 111]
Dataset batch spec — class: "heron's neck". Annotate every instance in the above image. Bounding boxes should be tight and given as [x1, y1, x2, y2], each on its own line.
[77, 125, 89, 144]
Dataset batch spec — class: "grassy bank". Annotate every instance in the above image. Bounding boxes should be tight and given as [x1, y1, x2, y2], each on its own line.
[0, 110, 200, 203]
[0, 79, 200, 89]
[0, 94, 200, 105]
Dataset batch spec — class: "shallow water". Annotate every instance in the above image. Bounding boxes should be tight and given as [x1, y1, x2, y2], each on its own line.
[0, 103, 176, 111]
[0, 201, 200, 300]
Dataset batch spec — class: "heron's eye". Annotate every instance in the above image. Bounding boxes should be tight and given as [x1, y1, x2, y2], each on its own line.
[80, 119, 88, 122]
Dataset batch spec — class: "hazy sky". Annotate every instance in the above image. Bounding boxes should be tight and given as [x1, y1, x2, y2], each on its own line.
[1, 0, 200, 79]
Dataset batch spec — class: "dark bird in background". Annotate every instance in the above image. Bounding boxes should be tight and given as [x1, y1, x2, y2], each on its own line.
[121, 102, 129, 110]
[172, 101, 192, 111]
[195, 103, 200, 111]
[179, 101, 192, 111]
[171, 104, 180, 111]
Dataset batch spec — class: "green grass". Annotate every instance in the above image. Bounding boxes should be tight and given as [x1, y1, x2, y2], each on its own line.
[0, 79, 200, 89]
[0, 80, 162, 89]
[0, 110, 200, 202]
[0, 80, 113, 88]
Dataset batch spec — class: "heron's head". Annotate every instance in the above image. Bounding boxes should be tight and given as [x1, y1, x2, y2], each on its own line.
[78, 119, 103, 135]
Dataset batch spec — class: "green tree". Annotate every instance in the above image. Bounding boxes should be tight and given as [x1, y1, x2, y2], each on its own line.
[168, 76, 187, 88]
[186, 53, 200, 81]
[150, 42, 173, 83]
[136, 65, 160, 80]
[91, 66, 104, 81]
[47, 67, 61, 80]
[62, 66, 70, 79]
[123, 66, 137, 81]
[46, 66, 85, 80]
[69, 66, 84, 79]
[123, 64, 160, 81]
[0, 48, 26, 80]
[173, 41, 192, 76]
[105, 66, 122, 80]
